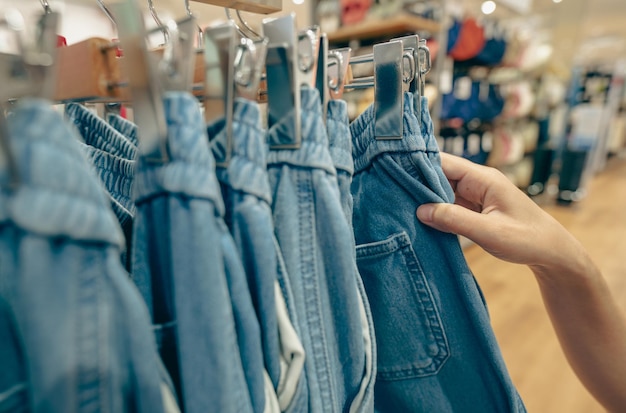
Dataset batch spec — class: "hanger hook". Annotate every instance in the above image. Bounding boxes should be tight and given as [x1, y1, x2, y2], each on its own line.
[224, 8, 262, 41]
[40, 0, 52, 14]
[147, 0, 168, 44]
[184, 0, 203, 47]
[96, 0, 117, 30]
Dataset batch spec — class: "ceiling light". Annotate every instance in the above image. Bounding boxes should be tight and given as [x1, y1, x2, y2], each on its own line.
[481, 1, 496, 15]
[293, 0, 304, 4]
[553, 0, 562, 3]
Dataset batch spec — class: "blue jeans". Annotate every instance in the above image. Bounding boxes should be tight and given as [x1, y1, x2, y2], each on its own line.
[80, 144, 135, 270]
[65, 102, 137, 160]
[0, 99, 170, 413]
[327, 99, 376, 413]
[107, 113, 139, 147]
[267, 87, 368, 412]
[350, 93, 526, 412]
[131, 92, 253, 413]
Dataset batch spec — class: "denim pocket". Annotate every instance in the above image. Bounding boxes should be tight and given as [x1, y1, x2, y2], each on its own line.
[356, 231, 449, 380]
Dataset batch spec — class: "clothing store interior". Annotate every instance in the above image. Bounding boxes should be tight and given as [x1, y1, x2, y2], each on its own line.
[1, 0, 625, 412]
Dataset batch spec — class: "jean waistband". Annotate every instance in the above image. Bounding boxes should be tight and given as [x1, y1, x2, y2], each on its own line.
[107, 113, 139, 147]
[65, 103, 137, 160]
[327, 99, 354, 176]
[419, 96, 441, 154]
[211, 98, 272, 204]
[81, 143, 135, 214]
[133, 92, 225, 215]
[350, 92, 440, 173]
[266, 87, 336, 176]
[0, 99, 124, 247]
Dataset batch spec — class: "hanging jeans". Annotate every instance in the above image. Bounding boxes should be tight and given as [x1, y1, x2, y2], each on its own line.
[0, 99, 170, 413]
[131, 92, 253, 413]
[326, 99, 376, 413]
[350, 92, 526, 412]
[107, 113, 139, 147]
[267, 87, 368, 413]
[210, 98, 307, 412]
[80, 144, 135, 270]
[65, 102, 137, 160]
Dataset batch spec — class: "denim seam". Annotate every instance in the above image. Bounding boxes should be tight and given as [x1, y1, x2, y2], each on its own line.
[298, 174, 337, 411]
[77, 251, 102, 412]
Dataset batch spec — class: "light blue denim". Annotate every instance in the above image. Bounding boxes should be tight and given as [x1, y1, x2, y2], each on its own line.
[65, 102, 137, 160]
[350, 92, 526, 412]
[130, 92, 253, 413]
[107, 113, 139, 147]
[0, 99, 171, 413]
[267, 87, 368, 412]
[326, 99, 376, 413]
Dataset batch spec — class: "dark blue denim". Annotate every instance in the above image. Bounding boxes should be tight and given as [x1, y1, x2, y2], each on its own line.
[65, 102, 137, 160]
[350, 92, 526, 412]
[326, 99, 376, 413]
[0, 99, 171, 413]
[80, 144, 135, 270]
[0, 295, 28, 413]
[107, 113, 139, 147]
[131, 92, 253, 413]
[267, 87, 368, 412]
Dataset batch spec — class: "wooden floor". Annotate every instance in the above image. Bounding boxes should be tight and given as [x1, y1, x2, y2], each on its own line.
[464, 156, 626, 412]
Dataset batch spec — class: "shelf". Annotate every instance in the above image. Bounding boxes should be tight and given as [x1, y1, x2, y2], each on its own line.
[327, 14, 441, 44]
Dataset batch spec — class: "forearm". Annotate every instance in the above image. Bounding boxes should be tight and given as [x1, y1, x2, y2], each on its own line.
[532, 248, 626, 412]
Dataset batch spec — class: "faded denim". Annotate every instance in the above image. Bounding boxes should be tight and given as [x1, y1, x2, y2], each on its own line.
[107, 113, 139, 147]
[0, 99, 170, 413]
[65, 102, 137, 160]
[267, 87, 368, 413]
[131, 92, 253, 413]
[350, 92, 526, 412]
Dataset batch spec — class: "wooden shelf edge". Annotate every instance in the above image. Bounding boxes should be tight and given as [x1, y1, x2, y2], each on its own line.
[327, 14, 441, 43]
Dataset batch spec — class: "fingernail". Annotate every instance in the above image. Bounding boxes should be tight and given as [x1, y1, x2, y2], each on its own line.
[416, 204, 434, 222]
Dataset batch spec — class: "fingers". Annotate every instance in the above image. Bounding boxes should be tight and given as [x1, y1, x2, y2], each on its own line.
[440, 153, 505, 207]
[416, 202, 489, 242]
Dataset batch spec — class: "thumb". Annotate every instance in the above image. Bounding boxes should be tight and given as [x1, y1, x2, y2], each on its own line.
[416, 203, 487, 240]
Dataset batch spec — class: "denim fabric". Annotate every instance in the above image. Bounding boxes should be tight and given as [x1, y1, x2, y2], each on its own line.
[326, 99, 376, 413]
[267, 87, 367, 413]
[0, 295, 28, 413]
[65, 103, 137, 160]
[107, 113, 139, 147]
[131, 92, 253, 413]
[350, 92, 525, 412]
[80, 144, 135, 270]
[0, 99, 170, 413]
[210, 99, 283, 390]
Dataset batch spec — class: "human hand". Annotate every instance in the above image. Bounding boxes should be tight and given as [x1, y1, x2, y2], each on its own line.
[416, 153, 585, 273]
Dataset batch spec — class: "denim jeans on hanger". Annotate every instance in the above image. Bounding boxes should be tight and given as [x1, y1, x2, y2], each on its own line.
[107, 113, 139, 147]
[326, 99, 376, 413]
[0, 99, 172, 413]
[65, 102, 137, 160]
[209, 98, 307, 412]
[130, 92, 253, 413]
[0, 295, 28, 412]
[266, 87, 368, 413]
[81, 144, 135, 270]
[350, 92, 526, 412]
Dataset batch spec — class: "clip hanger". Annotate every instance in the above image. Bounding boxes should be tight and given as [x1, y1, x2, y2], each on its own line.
[392, 34, 421, 119]
[112, 0, 196, 163]
[315, 33, 329, 122]
[327, 47, 351, 100]
[262, 14, 320, 149]
[344, 40, 416, 139]
[204, 22, 267, 166]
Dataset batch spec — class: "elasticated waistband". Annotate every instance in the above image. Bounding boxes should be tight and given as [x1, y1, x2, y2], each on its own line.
[327, 99, 354, 176]
[0, 99, 124, 246]
[211, 98, 272, 205]
[266, 87, 336, 176]
[65, 103, 137, 160]
[132, 92, 225, 216]
[350, 92, 441, 173]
